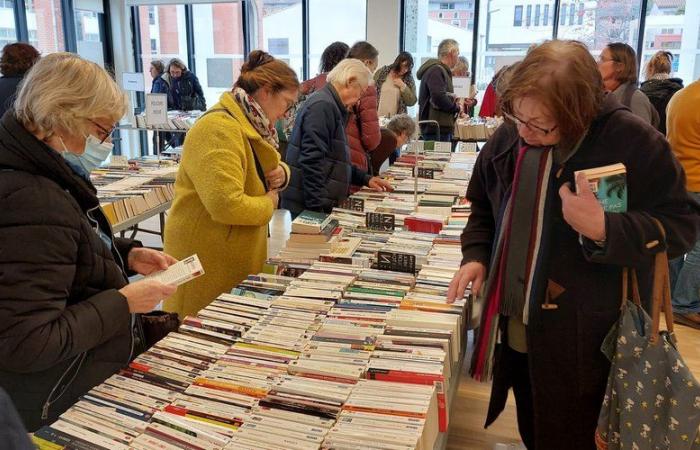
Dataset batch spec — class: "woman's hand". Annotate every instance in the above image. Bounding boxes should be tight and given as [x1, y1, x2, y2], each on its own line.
[265, 166, 286, 190]
[392, 76, 407, 90]
[128, 248, 177, 276]
[446, 261, 487, 303]
[266, 189, 279, 209]
[119, 279, 177, 313]
[559, 172, 606, 242]
[368, 177, 393, 192]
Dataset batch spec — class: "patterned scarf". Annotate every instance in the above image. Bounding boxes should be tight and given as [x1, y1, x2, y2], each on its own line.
[470, 145, 556, 381]
[232, 87, 279, 149]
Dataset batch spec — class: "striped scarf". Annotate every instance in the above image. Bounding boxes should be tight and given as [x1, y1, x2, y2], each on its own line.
[470, 145, 555, 381]
[232, 87, 279, 149]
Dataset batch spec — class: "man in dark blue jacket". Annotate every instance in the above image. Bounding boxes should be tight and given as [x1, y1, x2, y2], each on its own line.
[282, 59, 392, 218]
[417, 39, 461, 142]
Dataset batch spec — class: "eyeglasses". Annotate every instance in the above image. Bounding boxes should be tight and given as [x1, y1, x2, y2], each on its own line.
[88, 119, 116, 144]
[502, 109, 558, 136]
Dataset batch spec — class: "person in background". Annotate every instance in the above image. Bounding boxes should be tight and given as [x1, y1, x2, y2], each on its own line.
[374, 51, 417, 117]
[370, 114, 417, 173]
[283, 41, 348, 138]
[163, 51, 296, 319]
[301, 41, 349, 96]
[417, 38, 462, 141]
[0, 53, 177, 430]
[598, 42, 658, 127]
[149, 59, 168, 94]
[346, 41, 381, 186]
[446, 40, 697, 449]
[0, 43, 39, 117]
[163, 58, 206, 112]
[640, 51, 683, 135]
[666, 78, 700, 329]
[282, 59, 392, 217]
[452, 56, 477, 117]
[479, 65, 507, 118]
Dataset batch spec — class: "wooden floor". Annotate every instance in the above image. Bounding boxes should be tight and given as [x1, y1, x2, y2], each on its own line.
[135, 210, 700, 450]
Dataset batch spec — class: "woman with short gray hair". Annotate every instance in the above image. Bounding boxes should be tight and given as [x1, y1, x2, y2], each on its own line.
[283, 58, 392, 217]
[0, 52, 178, 430]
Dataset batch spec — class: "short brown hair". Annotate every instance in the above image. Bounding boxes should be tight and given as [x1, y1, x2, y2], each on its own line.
[606, 42, 638, 85]
[501, 40, 605, 150]
[235, 50, 299, 94]
[0, 43, 40, 77]
[150, 60, 165, 75]
[644, 51, 672, 80]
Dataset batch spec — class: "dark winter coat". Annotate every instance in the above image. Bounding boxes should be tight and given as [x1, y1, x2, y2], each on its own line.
[151, 74, 168, 95]
[345, 85, 381, 174]
[640, 77, 684, 135]
[461, 96, 699, 449]
[416, 58, 459, 136]
[373, 65, 418, 115]
[282, 83, 371, 217]
[163, 71, 206, 111]
[0, 112, 140, 431]
[0, 76, 23, 118]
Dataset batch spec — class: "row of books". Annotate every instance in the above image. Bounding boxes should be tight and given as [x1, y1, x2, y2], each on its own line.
[133, 110, 203, 131]
[453, 117, 503, 141]
[91, 164, 180, 226]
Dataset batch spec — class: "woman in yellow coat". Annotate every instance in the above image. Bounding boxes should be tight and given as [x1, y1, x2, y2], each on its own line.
[164, 51, 299, 318]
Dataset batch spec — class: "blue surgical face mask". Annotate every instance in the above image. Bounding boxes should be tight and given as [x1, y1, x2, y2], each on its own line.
[61, 135, 114, 175]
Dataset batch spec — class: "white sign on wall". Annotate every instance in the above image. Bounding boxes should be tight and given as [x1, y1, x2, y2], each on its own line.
[145, 93, 168, 127]
[122, 72, 146, 92]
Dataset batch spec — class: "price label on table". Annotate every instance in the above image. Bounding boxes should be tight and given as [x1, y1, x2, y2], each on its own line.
[366, 212, 395, 231]
[415, 167, 435, 179]
[340, 197, 365, 212]
[377, 251, 416, 274]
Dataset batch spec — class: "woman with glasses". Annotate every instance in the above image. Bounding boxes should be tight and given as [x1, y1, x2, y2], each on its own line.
[374, 51, 417, 117]
[163, 51, 296, 318]
[0, 53, 178, 430]
[446, 40, 697, 449]
[598, 42, 659, 127]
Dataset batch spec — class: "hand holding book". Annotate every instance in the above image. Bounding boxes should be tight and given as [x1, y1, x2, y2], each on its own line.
[559, 172, 606, 242]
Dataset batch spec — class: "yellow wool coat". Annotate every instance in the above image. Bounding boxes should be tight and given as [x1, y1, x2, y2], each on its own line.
[163, 92, 289, 318]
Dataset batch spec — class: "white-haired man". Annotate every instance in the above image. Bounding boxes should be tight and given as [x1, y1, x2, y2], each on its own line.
[282, 59, 392, 217]
[417, 38, 462, 142]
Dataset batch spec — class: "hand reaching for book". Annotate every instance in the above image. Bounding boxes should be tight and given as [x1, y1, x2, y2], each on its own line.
[368, 177, 393, 192]
[559, 172, 606, 242]
[119, 279, 177, 313]
[446, 261, 486, 303]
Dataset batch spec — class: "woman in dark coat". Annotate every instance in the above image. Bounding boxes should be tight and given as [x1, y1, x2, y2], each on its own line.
[640, 51, 683, 135]
[0, 53, 177, 431]
[162, 57, 206, 112]
[0, 43, 39, 117]
[447, 40, 698, 449]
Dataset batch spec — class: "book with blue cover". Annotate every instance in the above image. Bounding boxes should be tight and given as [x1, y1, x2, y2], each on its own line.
[575, 163, 627, 213]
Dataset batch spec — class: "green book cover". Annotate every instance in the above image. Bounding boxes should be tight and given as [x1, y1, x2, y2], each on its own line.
[576, 164, 627, 213]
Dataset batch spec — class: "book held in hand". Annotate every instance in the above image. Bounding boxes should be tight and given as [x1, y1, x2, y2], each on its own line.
[575, 163, 627, 213]
[145, 254, 204, 286]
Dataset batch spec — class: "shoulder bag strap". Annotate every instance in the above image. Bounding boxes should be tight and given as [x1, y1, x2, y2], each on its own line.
[198, 108, 268, 191]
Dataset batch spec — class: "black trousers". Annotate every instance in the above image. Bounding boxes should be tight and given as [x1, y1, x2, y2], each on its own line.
[504, 345, 535, 449]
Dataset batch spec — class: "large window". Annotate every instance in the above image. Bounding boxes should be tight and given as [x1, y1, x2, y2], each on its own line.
[558, 0, 642, 54]
[192, 3, 245, 109]
[641, 0, 700, 83]
[0, 0, 17, 48]
[137, 5, 189, 96]
[27, 0, 65, 53]
[250, 0, 303, 78]
[308, 0, 366, 77]
[474, 0, 554, 106]
[74, 0, 107, 66]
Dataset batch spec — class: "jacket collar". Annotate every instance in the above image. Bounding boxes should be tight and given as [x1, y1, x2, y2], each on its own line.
[324, 83, 348, 121]
[0, 111, 99, 210]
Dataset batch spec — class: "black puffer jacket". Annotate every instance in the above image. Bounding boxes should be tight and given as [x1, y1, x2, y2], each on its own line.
[0, 112, 138, 431]
[282, 84, 370, 217]
[640, 77, 683, 135]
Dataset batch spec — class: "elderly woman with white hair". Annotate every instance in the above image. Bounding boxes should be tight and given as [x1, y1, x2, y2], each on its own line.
[0, 53, 177, 430]
[282, 58, 392, 217]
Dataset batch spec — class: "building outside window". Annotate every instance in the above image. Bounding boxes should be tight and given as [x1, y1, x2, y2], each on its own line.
[514, 5, 523, 26]
[526, 4, 531, 27]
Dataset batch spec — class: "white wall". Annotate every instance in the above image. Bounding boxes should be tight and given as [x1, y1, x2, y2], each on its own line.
[366, 0, 401, 68]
